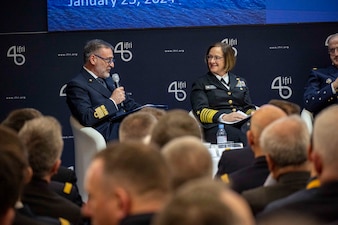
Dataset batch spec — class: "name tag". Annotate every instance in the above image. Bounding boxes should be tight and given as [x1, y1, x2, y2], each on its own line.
[205, 85, 217, 90]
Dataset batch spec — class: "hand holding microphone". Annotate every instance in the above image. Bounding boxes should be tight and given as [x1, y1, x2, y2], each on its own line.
[111, 73, 125, 107]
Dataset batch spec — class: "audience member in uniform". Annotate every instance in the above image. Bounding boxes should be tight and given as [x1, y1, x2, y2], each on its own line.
[259, 105, 338, 223]
[82, 141, 171, 225]
[303, 33, 338, 117]
[190, 42, 256, 145]
[119, 111, 158, 144]
[161, 136, 213, 190]
[150, 109, 202, 148]
[223, 105, 287, 193]
[241, 115, 311, 216]
[0, 127, 28, 225]
[0, 125, 62, 225]
[1, 107, 83, 207]
[215, 100, 299, 179]
[152, 178, 255, 225]
[19, 116, 83, 225]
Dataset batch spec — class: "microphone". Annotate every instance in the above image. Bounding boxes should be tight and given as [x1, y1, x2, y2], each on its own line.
[111, 73, 124, 108]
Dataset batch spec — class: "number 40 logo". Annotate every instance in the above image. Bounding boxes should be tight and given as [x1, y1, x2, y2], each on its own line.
[271, 76, 292, 99]
[7, 46, 26, 66]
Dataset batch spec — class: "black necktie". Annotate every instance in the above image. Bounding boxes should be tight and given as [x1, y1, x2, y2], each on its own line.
[220, 78, 228, 85]
[220, 78, 230, 89]
[97, 78, 108, 89]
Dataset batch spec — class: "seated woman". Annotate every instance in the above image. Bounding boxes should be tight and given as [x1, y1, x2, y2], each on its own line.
[190, 42, 256, 145]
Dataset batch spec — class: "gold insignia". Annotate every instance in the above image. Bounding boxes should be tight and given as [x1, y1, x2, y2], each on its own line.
[199, 108, 218, 123]
[63, 182, 72, 194]
[94, 105, 109, 119]
[221, 174, 230, 183]
[59, 218, 71, 225]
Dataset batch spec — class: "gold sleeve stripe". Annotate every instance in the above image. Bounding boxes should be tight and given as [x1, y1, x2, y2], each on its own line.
[94, 105, 109, 119]
[63, 182, 72, 194]
[59, 217, 71, 225]
[199, 108, 218, 123]
[220, 174, 230, 183]
[306, 179, 320, 189]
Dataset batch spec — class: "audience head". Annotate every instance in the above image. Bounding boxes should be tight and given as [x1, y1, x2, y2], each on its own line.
[119, 111, 157, 144]
[312, 105, 338, 183]
[140, 107, 167, 120]
[205, 42, 236, 74]
[247, 104, 287, 155]
[260, 115, 310, 177]
[82, 141, 171, 225]
[0, 126, 29, 225]
[161, 136, 213, 190]
[327, 33, 338, 67]
[267, 99, 301, 115]
[151, 109, 202, 148]
[18, 116, 64, 180]
[1, 108, 43, 132]
[153, 178, 254, 225]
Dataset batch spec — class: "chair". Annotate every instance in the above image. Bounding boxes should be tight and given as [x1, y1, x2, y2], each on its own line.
[69, 116, 106, 202]
[300, 108, 314, 134]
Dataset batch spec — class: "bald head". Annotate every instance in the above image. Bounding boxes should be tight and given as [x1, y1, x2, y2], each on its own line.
[248, 105, 287, 154]
[161, 136, 213, 190]
[313, 105, 338, 168]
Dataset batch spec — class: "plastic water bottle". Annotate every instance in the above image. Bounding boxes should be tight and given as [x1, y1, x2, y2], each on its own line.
[216, 124, 227, 149]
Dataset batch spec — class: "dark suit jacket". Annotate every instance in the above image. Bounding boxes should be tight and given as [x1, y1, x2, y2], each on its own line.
[264, 181, 338, 223]
[229, 156, 269, 193]
[22, 178, 83, 225]
[303, 65, 338, 116]
[215, 146, 255, 179]
[242, 171, 310, 216]
[66, 68, 141, 141]
[15, 204, 62, 225]
[120, 213, 155, 225]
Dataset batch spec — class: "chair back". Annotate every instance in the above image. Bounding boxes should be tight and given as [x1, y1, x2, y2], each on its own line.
[69, 116, 106, 202]
[300, 108, 314, 134]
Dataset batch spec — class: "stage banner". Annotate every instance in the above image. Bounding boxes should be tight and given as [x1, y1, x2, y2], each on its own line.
[0, 22, 337, 166]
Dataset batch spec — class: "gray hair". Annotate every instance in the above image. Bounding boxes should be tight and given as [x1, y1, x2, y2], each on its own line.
[83, 39, 114, 63]
[18, 116, 63, 178]
[260, 115, 310, 168]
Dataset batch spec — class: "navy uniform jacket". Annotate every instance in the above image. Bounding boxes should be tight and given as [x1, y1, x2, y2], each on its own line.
[229, 156, 269, 193]
[261, 180, 338, 223]
[190, 72, 256, 130]
[66, 68, 141, 141]
[241, 171, 310, 216]
[215, 146, 255, 179]
[22, 178, 83, 225]
[303, 65, 338, 116]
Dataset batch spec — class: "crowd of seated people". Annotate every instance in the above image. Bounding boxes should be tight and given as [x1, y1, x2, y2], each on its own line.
[3, 100, 338, 225]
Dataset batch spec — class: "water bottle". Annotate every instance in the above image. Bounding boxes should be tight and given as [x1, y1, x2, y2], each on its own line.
[216, 124, 227, 149]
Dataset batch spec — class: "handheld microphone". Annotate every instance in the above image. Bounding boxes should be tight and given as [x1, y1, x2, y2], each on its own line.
[111, 73, 124, 108]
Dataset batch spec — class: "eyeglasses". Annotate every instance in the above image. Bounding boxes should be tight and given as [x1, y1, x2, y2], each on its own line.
[94, 54, 115, 64]
[328, 47, 338, 55]
[206, 55, 224, 61]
